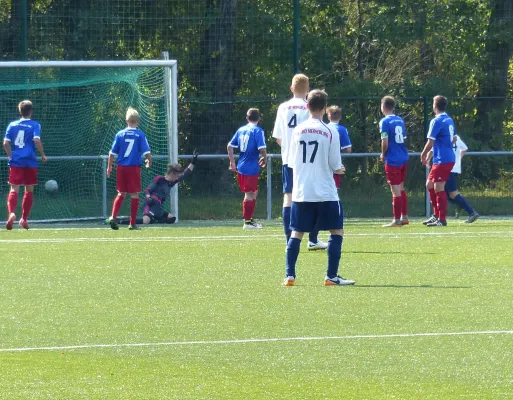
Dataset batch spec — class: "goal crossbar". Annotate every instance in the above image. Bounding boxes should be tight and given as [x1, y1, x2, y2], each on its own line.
[0, 60, 177, 68]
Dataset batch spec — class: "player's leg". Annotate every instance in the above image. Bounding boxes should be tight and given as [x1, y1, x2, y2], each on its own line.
[283, 202, 315, 286]
[400, 164, 409, 224]
[446, 173, 478, 223]
[128, 193, 140, 229]
[282, 165, 293, 243]
[5, 183, 20, 230]
[109, 192, 125, 230]
[427, 163, 454, 227]
[127, 166, 142, 229]
[239, 173, 261, 229]
[319, 201, 355, 286]
[383, 164, 402, 227]
[164, 212, 177, 224]
[19, 185, 34, 229]
[423, 175, 438, 225]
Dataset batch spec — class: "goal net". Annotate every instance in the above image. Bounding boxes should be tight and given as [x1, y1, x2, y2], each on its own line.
[0, 60, 178, 222]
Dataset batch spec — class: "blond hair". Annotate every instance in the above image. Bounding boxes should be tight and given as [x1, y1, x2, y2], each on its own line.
[291, 74, 309, 94]
[126, 107, 140, 124]
[326, 105, 342, 121]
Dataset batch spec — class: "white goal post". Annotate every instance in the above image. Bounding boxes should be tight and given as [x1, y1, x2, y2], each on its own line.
[0, 59, 179, 223]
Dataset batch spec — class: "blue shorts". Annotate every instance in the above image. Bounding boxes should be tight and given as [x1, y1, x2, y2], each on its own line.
[282, 165, 293, 193]
[290, 201, 344, 233]
[445, 172, 458, 193]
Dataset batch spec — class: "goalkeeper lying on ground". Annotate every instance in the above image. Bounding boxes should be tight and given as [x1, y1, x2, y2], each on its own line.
[119, 150, 198, 225]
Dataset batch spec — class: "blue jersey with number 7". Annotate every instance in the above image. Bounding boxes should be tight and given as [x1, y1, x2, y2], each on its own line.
[110, 128, 151, 166]
[379, 115, 408, 167]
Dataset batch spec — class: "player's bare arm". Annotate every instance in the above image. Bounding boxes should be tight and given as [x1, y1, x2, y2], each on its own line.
[107, 153, 115, 177]
[144, 152, 152, 168]
[258, 148, 267, 168]
[334, 165, 346, 175]
[380, 137, 388, 162]
[34, 137, 47, 162]
[227, 143, 237, 171]
[3, 139, 12, 159]
[342, 147, 352, 153]
[421, 139, 435, 165]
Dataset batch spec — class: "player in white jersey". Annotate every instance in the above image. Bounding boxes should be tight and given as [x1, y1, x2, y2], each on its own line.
[282, 89, 355, 287]
[445, 136, 479, 223]
[272, 74, 327, 251]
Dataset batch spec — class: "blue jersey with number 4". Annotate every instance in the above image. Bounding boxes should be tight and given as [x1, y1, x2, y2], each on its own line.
[229, 123, 266, 176]
[379, 115, 408, 167]
[427, 113, 456, 165]
[110, 128, 151, 166]
[4, 119, 41, 168]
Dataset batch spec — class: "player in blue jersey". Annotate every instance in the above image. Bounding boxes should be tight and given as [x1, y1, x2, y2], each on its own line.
[420, 95, 456, 227]
[227, 108, 267, 229]
[106, 107, 152, 230]
[379, 96, 409, 227]
[3, 100, 47, 230]
[327, 105, 352, 189]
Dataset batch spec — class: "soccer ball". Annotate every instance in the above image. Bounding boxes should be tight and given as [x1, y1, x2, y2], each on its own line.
[45, 180, 59, 193]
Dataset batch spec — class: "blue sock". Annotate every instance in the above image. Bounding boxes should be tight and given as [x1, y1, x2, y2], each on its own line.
[286, 237, 301, 277]
[454, 194, 474, 214]
[309, 228, 319, 243]
[283, 207, 291, 244]
[326, 235, 343, 279]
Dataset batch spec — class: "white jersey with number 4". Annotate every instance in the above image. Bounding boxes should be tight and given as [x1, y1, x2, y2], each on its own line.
[272, 97, 309, 165]
[452, 136, 468, 174]
[289, 118, 342, 202]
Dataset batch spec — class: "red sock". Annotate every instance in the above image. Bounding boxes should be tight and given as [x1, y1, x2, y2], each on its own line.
[428, 188, 438, 217]
[130, 198, 139, 226]
[21, 192, 33, 220]
[436, 191, 448, 222]
[7, 191, 18, 215]
[111, 195, 124, 219]
[249, 200, 256, 220]
[401, 190, 408, 217]
[392, 196, 402, 220]
[243, 200, 251, 221]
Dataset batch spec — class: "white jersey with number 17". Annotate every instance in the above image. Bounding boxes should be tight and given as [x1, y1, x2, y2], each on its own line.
[272, 97, 309, 165]
[289, 118, 342, 203]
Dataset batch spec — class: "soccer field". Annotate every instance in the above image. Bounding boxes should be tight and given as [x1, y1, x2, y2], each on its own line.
[1, 219, 513, 399]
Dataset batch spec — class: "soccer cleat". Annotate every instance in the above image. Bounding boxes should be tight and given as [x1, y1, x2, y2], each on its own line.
[465, 212, 479, 224]
[426, 220, 447, 227]
[128, 225, 141, 230]
[324, 275, 356, 286]
[5, 213, 16, 230]
[18, 218, 29, 230]
[108, 217, 119, 230]
[308, 240, 328, 251]
[400, 218, 409, 225]
[282, 276, 295, 286]
[243, 220, 262, 230]
[382, 221, 402, 227]
[423, 215, 438, 225]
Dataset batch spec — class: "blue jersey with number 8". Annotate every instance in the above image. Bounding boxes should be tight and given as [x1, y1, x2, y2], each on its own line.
[110, 128, 151, 166]
[229, 123, 266, 176]
[4, 118, 41, 168]
[379, 115, 408, 167]
[427, 113, 456, 165]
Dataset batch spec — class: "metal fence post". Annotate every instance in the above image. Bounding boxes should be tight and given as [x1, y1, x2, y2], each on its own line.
[267, 155, 272, 220]
[102, 156, 107, 219]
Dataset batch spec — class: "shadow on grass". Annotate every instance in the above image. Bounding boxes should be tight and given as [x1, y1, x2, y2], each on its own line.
[355, 284, 471, 289]
[346, 251, 437, 255]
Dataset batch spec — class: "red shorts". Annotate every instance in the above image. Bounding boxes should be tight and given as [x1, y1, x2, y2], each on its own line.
[385, 163, 408, 185]
[428, 162, 455, 182]
[116, 165, 141, 193]
[237, 173, 259, 193]
[333, 173, 341, 189]
[8, 166, 38, 186]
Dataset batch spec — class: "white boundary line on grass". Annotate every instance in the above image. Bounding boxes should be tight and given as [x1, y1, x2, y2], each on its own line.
[1, 231, 513, 244]
[1, 330, 512, 353]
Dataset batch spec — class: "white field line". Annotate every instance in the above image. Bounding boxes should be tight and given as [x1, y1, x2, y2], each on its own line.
[1, 330, 512, 353]
[0, 231, 512, 244]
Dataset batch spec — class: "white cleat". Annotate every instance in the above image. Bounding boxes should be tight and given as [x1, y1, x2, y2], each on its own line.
[324, 275, 356, 286]
[243, 221, 262, 230]
[308, 240, 328, 251]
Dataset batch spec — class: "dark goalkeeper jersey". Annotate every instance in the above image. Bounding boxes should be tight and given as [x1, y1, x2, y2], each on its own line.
[144, 168, 192, 204]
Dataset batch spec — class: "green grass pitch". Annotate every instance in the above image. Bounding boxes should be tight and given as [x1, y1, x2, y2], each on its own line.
[1, 219, 513, 399]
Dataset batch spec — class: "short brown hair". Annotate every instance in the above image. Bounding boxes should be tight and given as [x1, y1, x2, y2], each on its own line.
[326, 105, 342, 121]
[291, 74, 309, 94]
[381, 96, 395, 111]
[18, 100, 33, 118]
[433, 95, 448, 112]
[246, 108, 260, 123]
[167, 163, 184, 175]
[307, 89, 328, 112]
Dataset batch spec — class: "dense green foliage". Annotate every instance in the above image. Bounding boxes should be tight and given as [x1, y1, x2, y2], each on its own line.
[1, 220, 513, 398]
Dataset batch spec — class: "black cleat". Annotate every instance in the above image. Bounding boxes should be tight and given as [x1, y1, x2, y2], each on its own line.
[423, 215, 438, 225]
[108, 217, 119, 230]
[426, 220, 447, 227]
[465, 212, 479, 224]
